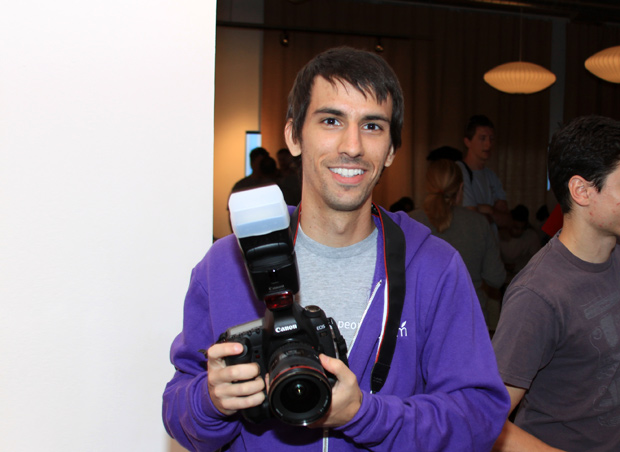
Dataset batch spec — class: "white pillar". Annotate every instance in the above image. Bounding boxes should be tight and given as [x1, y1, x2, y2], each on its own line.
[0, 2, 216, 451]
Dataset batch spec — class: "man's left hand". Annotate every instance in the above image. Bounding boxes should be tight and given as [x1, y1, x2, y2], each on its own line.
[309, 354, 363, 428]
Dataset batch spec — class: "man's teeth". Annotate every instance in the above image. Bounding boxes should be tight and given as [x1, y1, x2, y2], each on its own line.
[331, 168, 364, 177]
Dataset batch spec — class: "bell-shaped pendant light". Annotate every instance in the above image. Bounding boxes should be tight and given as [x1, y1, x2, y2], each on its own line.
[585, 45, 620, 83]
[483, 12, 556, 94]
[484, 62, 557, 94]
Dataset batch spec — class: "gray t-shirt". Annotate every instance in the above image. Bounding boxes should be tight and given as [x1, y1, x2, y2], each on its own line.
[456, 160, 506, 208]
[493, 236, 620, 451]
[295, 226, 378, 351]
[410, 206, 505, 313]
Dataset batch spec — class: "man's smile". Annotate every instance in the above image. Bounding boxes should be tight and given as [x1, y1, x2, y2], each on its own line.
[330, 167, 366, 178]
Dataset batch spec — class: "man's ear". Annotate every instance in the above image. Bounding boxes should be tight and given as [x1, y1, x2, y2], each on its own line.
[284, 120, 301, 157]
[384, 145, 396, 168]
[463, 137, 471, 150]
[568, 175, 593, 207]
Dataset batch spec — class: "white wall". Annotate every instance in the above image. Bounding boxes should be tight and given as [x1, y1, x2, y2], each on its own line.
[0, 2, 215, 451]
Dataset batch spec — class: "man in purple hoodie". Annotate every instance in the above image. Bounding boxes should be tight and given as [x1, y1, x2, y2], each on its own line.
[163, 47, 509, 451]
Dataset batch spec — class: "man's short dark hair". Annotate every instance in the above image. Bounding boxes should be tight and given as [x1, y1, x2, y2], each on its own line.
[249, 147, 269, 163]
[464, 115, 495, 140]
[510, 204, 529, 223]
[286, 46, 404, 151]
[548, 115, 620, 214]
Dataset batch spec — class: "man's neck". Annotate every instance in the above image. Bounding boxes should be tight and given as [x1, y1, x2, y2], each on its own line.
[299, 203, 376, 248]
[463, 153, 485, 171]
[558, 214, 617, 264]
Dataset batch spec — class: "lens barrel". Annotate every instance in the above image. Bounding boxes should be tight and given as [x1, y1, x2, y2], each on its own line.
[268, 341, 332, 425]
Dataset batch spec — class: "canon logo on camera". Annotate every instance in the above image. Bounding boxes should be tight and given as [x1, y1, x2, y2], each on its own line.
[275, 323, 297, 333]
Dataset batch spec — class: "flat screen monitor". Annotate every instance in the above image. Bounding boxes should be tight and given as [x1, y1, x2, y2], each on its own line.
[245, 131, 262, 176]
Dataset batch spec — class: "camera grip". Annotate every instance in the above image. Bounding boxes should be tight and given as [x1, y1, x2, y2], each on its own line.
[223, 338, 271, 424]
[224, 339, 252, 367]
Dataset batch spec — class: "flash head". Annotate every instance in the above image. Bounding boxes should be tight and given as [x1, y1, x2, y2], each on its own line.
[228, 185, 299, 304]
[229, 184, 290, 238]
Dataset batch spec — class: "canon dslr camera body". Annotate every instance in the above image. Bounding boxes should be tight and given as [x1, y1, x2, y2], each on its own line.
[220, 185, 348, 426]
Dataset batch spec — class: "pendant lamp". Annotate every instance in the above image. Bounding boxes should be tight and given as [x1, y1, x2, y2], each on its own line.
[585, 46, 620, 83]
[484, 62, 556, 94]
[483, 12, 556, 94]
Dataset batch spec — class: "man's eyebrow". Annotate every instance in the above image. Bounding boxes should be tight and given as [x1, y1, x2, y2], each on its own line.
[312, 108, 390, 123]
[312, 107, 344, 117]
[364, 114, 391, 123]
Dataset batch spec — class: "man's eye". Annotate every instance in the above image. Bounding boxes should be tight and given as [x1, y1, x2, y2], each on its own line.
[323, 118, 339, 126]
[364, 123, 383, 131]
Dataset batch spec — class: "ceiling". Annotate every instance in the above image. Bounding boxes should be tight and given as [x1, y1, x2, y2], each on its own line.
[362, 0, 620, 25]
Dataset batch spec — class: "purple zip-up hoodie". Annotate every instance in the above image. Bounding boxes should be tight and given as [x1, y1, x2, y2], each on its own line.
[163, 209, 510, 451]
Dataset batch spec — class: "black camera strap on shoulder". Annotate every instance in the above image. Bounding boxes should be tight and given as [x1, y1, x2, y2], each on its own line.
[290, 203, 406, 394]
[369, 203, 406, 394]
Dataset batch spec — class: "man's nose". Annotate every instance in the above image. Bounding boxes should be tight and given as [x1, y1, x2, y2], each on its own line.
[338, 126, 363, 157]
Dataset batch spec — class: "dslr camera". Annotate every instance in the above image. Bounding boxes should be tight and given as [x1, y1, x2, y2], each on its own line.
[219, 184, 348, 426]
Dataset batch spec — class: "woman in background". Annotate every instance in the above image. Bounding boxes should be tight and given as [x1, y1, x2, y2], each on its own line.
[410, 159, 505, 330]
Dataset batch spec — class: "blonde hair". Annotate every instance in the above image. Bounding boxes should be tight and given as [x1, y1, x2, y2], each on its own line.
[422, 159, 463, 233]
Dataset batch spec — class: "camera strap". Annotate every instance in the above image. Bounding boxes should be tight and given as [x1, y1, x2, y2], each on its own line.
[290, 203, 406, 394]
[369, 203, 406, 394]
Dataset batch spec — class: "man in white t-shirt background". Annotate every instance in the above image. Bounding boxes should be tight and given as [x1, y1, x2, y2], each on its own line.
[457, 115, 511, 229]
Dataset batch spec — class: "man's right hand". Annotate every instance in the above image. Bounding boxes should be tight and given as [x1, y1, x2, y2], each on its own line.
[206, 342, 266, 416]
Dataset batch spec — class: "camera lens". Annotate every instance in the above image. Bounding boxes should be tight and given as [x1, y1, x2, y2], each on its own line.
[280, 377, 321, 414]
[268, 341, 332, 425]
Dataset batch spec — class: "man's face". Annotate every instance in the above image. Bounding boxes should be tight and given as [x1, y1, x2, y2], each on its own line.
[464, 126, 495, 163]
[588, 163, 620, 239]
[285, 77, 395, 214]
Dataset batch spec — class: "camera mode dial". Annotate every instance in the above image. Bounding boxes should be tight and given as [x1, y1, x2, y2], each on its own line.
[303, 305, 323, 318]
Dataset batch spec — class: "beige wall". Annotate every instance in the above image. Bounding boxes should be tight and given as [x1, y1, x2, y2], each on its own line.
[214, 0, 264, 239]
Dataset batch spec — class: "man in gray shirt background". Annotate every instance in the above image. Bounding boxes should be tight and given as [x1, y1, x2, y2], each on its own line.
[492, 115, 620, 452]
